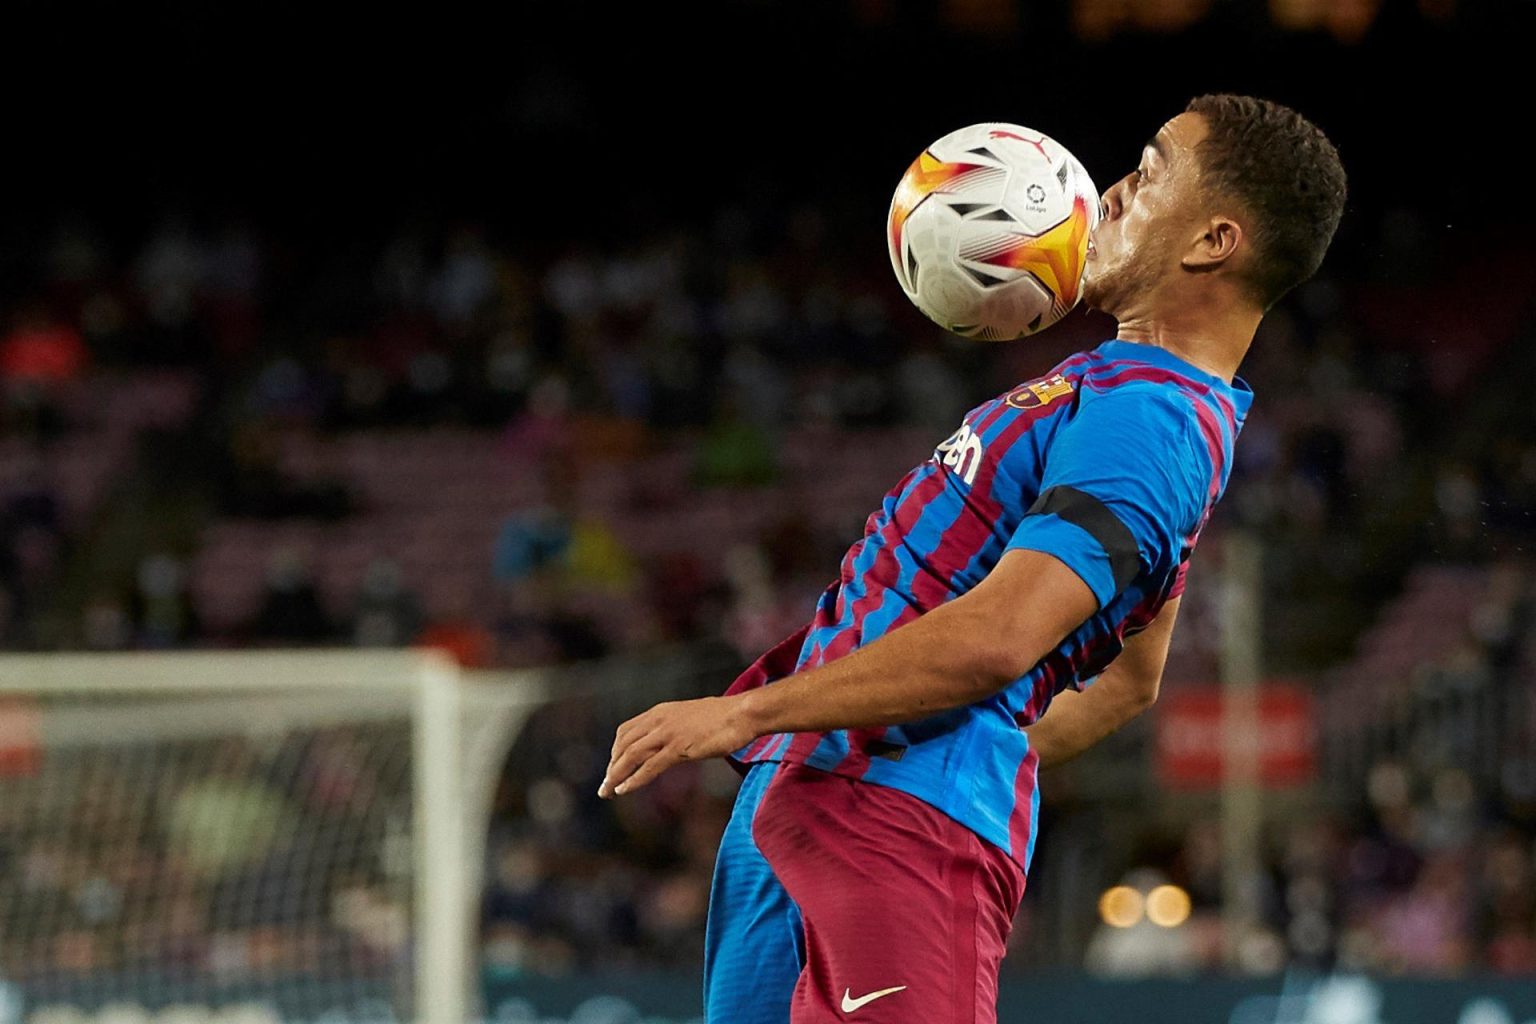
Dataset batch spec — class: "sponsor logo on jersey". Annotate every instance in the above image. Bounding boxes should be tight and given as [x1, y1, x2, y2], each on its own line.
[934, 422, 984, 486]
[1005, 373, 1075, 410]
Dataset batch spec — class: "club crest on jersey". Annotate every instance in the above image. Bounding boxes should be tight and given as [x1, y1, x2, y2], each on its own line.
[1005, 373, 1075, 410]
[934, 422, 983, 486]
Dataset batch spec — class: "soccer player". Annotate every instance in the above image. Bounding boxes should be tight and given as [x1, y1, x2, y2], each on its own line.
[600, 94, 1346, 1023]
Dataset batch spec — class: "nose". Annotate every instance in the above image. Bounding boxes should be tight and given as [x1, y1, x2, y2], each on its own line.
[1101, 175, 1131, 222]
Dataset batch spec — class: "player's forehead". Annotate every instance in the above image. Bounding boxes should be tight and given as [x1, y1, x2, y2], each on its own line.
[1145, 113, 1208, 167]
[1161, 114, 1210, 161]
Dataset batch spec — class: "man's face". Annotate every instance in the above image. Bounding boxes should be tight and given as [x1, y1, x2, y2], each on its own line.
[1082, 112, 1211, 315]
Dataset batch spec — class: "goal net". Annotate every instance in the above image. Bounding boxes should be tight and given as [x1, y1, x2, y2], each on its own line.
[0, 651, 548, 1024]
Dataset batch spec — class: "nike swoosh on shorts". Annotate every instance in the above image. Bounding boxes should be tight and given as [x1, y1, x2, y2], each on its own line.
[840, 986, 908, 1013]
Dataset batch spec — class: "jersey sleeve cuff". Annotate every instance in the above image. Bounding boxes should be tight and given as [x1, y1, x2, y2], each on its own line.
[1004, 514, 1118, 610]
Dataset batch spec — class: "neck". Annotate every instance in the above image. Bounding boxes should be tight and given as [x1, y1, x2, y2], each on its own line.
[1109, 295, 1261, 384]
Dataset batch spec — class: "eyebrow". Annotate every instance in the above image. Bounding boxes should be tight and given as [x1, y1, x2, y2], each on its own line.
[1144, 134, 1171, 167]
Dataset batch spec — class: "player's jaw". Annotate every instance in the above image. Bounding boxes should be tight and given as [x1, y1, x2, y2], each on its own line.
[1082, 174, 1152, 315]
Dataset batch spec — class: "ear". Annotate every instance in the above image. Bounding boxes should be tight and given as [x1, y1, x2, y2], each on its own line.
[1181, 216, 1242, 272]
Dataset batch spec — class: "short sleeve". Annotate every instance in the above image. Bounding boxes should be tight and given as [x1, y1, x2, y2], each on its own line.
[1167, 556, 1191, 599]
[1006, 386, 1208, 610]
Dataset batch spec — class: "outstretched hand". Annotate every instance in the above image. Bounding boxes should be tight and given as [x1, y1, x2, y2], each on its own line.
[599, 696, 758, 799]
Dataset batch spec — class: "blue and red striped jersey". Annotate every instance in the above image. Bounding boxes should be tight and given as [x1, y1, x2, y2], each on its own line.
[724, 338, 1253, 870]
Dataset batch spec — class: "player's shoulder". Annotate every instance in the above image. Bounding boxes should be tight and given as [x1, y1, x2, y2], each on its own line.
[1076, 374, 1203, 425]
[1076, 341, 1248, 434]
[1068, 377, 1212, 471]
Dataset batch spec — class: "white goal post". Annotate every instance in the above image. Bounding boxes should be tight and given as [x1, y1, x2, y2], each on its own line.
[0, 650, 549, 1024]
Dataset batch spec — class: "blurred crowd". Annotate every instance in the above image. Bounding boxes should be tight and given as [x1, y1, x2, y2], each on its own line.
[8, 200, 1523, 668]
[0, 208, 980, 663]
[1081, 558, 1536, 978]
[1082, 756, 1536, 979]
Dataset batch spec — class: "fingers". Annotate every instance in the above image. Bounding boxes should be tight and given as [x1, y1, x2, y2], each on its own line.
[609, 722, 633, 762]
[601, 713, 661, 798]
[610, 704, 668, 759]
[599, 699, 729, 799]
[601, 722, 667, 798]
[601, 730, 665, 799]
[610, 748, 682, 797]
[612, 711, 646, 749]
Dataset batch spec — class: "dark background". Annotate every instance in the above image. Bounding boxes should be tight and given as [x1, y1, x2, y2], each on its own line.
[5, 1, 1524, 243]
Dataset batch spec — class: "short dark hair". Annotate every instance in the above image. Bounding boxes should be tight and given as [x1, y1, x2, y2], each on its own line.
[1185, 94, 1347, 309]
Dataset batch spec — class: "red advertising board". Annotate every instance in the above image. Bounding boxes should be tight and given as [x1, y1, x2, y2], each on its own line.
[1155, 682, 1315, 789]
[0, 698, 41, 776]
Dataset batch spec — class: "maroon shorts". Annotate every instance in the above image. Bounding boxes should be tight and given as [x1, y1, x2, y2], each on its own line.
[750, 762, 1027, 1023]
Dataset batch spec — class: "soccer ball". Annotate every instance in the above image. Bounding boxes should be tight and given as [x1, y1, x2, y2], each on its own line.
[887, 123, 1100, 341]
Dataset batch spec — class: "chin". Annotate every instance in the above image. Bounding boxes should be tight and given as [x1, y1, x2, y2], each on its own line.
[1081, 256, 1137, 321]
[1081, 272, 1112, 316]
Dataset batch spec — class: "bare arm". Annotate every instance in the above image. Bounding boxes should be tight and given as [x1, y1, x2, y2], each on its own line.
[599, 547, 1098, 796]
[735, 548, 1098, 734]
[1024, 595, 1180, 769]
